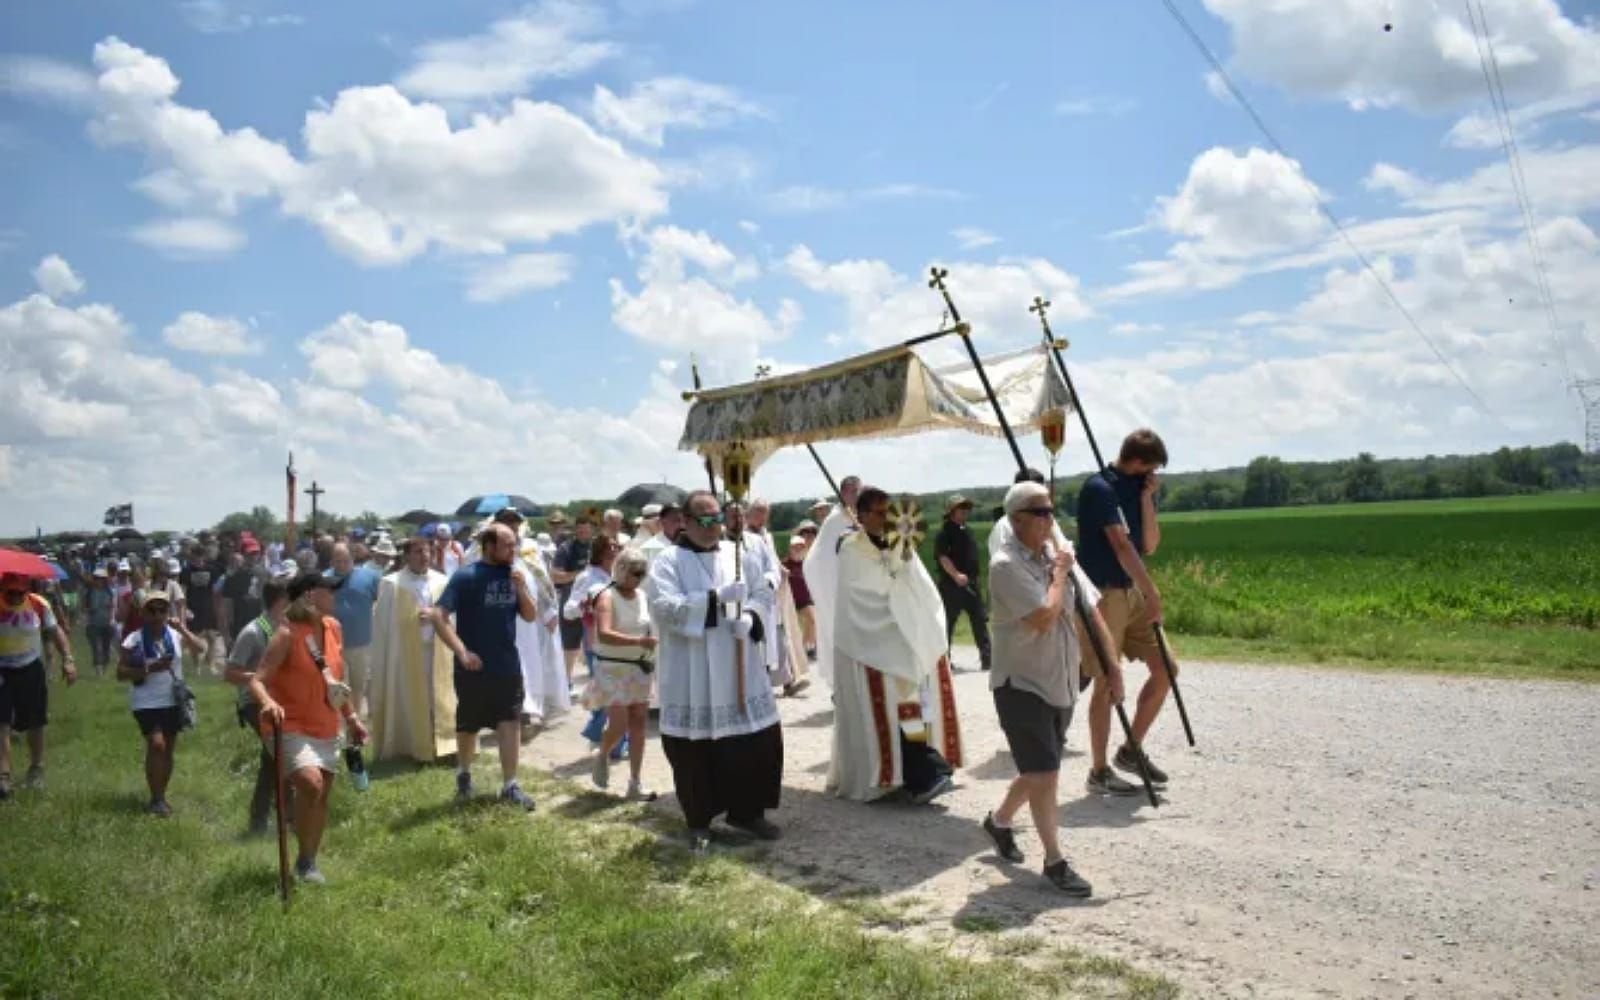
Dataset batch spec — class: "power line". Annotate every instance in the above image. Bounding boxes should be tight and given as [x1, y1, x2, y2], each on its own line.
[1464, 0, 1577, 392]
[1157, 0, 1508, 430]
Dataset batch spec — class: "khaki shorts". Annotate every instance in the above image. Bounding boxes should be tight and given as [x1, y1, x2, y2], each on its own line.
[1075, 587, 1165, 679]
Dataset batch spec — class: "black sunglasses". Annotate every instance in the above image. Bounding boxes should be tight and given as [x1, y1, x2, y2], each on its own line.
[1018, 507, 1055, 519]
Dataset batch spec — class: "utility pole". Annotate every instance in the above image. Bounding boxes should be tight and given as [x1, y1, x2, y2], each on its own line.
[304, 481, 326, 536]
[1574, 379, 1600, 456]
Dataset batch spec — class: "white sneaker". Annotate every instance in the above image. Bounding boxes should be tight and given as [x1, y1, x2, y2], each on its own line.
[626, 781, 657, 802]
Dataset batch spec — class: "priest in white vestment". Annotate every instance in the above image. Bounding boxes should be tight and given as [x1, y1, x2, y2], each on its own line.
[801, 476, 861, 688]
[828, 486, 963, 803]
[649, 490, 784, 850]
[370, 537, 457, 762]
[746, 499, 808, 694]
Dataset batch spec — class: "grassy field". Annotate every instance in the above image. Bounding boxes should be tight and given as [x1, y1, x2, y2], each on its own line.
[929, 492, 1600, 679]
[0, 653, 1172, 1000]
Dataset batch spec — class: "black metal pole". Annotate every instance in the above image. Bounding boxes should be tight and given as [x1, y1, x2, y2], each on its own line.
[690, 357, 718, 496]
[929, 268, 1158, 807]
[1033, 297, 1195, 747]
[805, 443, 845, 509]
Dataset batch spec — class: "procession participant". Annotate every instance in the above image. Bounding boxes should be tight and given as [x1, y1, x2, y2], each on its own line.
[0, 573, 76, 799]
[367, 537, 397, 574]
[632, 504, 663, 548]
[250, 572, 370, 884]
[431, 524, 465, 577]
[744, 499, 808, 695]
[178, 544, 225, 676]
[801, 476, 860, 688]
[369, 538, 456, 763]
[149, 557, 186, 628]
[648, 490, 783, 851]
[329, 543, 381, 715]
[551, 516, 595, 686]
[118, 591, 203, 816]
[224, 579, 290, 834]
[220, 537, 271, 640]
[1078, 429, 1178, 795]
[602, 508, 631, 547]
[84, 566, 116, 676]
[828, 487, 962, 804]
[983, 481, 1123, 896]
[637, 503, 683, 564]
[782, 537, 817, 661]
[110, 560, 133, 633]
[589, 549, 657, 801]
[431, 524, 538, 810]
[473, 508, 570, 730]
[935, 495, 992, 672]
[564, 536, 621, 752]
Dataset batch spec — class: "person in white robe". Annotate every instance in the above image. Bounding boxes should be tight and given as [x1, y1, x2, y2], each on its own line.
[745, 498, 809, 695]
[828, 486, 963, 804]
[649, 490, 783, 851]
[801, 477, 860, 688]
[637, 503, 683, 566]
[369, 537, 457, 762]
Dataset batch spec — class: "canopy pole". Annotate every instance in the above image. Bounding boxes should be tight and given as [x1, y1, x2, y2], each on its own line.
[805, 443, 846, 509]
[926, 266, 1157, 807]
[690, 355, 718, 496]
[1030, 296, 1194, 748]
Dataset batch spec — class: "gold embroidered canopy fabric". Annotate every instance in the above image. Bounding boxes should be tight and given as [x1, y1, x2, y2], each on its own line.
[679, 343, 1074, 468]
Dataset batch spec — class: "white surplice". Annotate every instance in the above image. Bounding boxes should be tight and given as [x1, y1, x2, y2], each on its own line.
[827, 531, 965, 801]
[649, 542, 780, 740]
[801, 505, 854, 687]
[517, 541, 570, 721]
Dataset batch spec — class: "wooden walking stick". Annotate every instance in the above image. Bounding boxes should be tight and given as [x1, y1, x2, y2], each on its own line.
[930, 267, 1159, 807]
[1031, 295, 1196, 748]
[272, 717, 292, 909]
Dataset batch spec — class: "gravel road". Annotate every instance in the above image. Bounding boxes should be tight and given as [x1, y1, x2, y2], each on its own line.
[521, 652, 1600, 998]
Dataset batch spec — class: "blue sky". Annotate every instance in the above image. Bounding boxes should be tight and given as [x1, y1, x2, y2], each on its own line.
[3, 0, 1598, 532]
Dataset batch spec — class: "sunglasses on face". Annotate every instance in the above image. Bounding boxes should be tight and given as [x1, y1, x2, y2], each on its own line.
[693, 513, 725, 527]
[1018, 507, 1056, 519]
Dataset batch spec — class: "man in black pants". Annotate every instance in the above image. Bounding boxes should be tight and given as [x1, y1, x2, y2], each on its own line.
[934, 495, 991, 671]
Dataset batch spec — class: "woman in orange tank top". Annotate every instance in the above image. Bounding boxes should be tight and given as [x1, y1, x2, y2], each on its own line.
[250, 571, 368, 885]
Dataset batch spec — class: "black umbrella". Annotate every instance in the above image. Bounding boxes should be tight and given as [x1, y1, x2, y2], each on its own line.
[112, 527, 145, 540]
[396, 508, 444, 526]
[616, 482, 688, 509]
[454, 494, 541, 518]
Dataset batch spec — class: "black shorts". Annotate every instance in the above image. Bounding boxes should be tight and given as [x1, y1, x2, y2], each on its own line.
[454, 670, 525, 733]
[0, 660, 49, 731]
[134, 706, 184, 738]
[993, 682, 1074, 774]
[559, 617, 585, 652]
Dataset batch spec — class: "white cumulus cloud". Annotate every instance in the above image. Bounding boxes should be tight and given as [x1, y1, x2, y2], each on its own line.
[32, 255, 84, 298]
[464, 253, 575, 303]
[395, 1, 616, 102]
[163, 311, 260, 354]
[592, 76, 764, 146]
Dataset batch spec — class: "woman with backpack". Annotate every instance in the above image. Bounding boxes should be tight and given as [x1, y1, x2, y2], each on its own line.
[117, 591, 205, 816]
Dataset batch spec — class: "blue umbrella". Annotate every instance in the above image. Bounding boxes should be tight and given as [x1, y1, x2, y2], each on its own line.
[45, 560, 69, 581]
[455, 494, 540, 518]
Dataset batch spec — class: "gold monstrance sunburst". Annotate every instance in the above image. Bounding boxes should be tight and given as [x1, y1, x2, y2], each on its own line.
[884, 497, 925, 562]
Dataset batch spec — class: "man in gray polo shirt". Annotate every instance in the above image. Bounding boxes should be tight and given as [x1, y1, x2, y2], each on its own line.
[982, 481, 1124, 896]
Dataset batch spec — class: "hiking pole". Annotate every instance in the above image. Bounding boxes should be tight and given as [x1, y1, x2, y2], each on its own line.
[929, 268, 1159, 807]
[272, 718, 292, 910]
[1031, 296, 1196, 748]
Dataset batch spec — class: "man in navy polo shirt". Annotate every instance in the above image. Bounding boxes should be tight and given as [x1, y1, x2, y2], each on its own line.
[1075, 428, 1180, 797]
[432, 523, 538, 810]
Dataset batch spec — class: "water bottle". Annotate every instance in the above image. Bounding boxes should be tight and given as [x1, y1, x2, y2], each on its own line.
[344, 744, 369, 792]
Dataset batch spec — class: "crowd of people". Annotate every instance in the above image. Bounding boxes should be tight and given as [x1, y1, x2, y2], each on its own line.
[1, 429, 1181, 898]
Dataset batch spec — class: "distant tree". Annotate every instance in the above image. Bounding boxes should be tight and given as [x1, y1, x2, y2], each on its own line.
[215, 506, 279, 539]
[1342, 452, 1385, 503]
[1421, 471, 1443, 499]
[1242, 456, 1291, 507]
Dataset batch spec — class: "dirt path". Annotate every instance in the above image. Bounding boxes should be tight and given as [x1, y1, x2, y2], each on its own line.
[520, 652, 1600, 998]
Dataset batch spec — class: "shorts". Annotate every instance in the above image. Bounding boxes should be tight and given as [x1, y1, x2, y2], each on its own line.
[133, 706, 184, 738]
[454, 670, 526, 733]
[994, 682, 1074, 773]
[278, 732, 339, 774]
[0, 661, 49, 731]
[559, 617, 585, 652]
[1076, 586, 1166, 679]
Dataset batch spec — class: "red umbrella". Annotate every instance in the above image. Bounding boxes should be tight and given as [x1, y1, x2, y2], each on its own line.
[0, 548, 58, 579]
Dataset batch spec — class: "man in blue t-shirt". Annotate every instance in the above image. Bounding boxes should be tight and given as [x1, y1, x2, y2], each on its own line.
[432, 523, 538, 810]
[1074, 428, 1182, 797]
[328, 543, 382, 715]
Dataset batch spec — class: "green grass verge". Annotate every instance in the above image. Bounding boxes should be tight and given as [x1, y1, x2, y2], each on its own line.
[1, 651, 1173, 999]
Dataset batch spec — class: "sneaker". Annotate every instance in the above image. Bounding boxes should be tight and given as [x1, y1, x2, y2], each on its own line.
[0, 772, 12, 801]
[455, 770, 474, 802]
[1086, 766, 1140, 797]
[805, 649, 818, 663]
[1114, 744, 1169, 786]
[23, 765, 44, 791]
[1043, 858, 1092, 897]
[787, 678, 811, 696]
[910, 774, 956, 805]
[688, 828, 714, 854]
[295, 857, 327, 885]
[983, 812, 1024, 863]
[592, 751, 610, 790]
[625, 781, 658, 803]
[500, 781, 536, 812]
[148, 798, 173, 817]
[727, 815, 782, 841]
